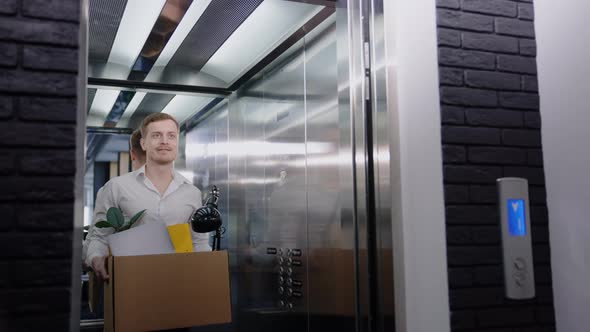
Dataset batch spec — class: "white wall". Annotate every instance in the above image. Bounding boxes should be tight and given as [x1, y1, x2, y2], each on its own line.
[384, 0, 450, 331]
[535, 1, 590, 331]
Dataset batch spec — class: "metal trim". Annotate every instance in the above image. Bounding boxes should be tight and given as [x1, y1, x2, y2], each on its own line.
[367, 1, 395, 330]
[284, 0, 337, 8]
[88, 77, 231, 96]
[86, 126, 133, 134]
[358, 0, 381, 329]
[336, 1, 365, 331]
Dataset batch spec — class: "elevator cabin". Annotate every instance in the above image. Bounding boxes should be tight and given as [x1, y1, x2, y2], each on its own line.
[80, 0, 393, 331]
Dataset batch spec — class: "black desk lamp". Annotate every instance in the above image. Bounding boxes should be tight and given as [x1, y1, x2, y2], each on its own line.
[190, 185, 223, 251]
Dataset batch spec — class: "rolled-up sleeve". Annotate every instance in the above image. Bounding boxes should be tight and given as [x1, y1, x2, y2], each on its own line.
[193, 231, 212, 252]
[85, 182, 116, 266]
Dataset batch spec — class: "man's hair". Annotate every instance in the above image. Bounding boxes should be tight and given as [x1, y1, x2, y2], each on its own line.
[129, 129, 145, 159]
[140, 113, 179, 137]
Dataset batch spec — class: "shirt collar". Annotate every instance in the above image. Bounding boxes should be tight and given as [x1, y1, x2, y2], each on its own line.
[135, 164, 147, 179]
[173, 169, 192, 185]
[135, 164, 191, 185]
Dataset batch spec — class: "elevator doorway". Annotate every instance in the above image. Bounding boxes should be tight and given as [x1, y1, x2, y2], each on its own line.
[75, 1, 393, 331]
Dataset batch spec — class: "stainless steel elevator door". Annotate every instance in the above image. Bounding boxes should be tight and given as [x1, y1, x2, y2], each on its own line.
[183, 2, 394, 332]
[185, 13, 358, 332]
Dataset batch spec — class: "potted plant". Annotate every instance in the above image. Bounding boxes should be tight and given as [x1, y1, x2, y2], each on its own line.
[95, 207, 146, 232]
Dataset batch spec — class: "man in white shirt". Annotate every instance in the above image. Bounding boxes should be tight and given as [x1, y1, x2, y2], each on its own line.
[86, 113, 209, 280]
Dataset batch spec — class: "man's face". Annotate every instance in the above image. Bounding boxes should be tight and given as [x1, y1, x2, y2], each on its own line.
[141, 119, 178, 165]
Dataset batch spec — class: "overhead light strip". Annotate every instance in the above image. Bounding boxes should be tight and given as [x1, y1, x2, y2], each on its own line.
[87, 89, 121, 126]
[117, 92, 147, 128]
[127, 0, 194, 81]
[148, 0, 212, 72]
[103, 0, 194, 126]
[106, 0, 166, 77]
[161, 94, 214, 125]
[200, 0, 322, 84]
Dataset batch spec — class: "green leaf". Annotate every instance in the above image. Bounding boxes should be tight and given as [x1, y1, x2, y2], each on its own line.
[95, 220, 114, 229]
[128, 209, 146, 229]
[107, 207, 124, 228]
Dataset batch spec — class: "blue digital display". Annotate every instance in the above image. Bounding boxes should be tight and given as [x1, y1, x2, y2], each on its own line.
[507, 199, 526, 236]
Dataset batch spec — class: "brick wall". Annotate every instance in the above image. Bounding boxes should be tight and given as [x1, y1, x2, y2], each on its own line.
[436, 0, 555, 331]
[0, 0, 79, 330]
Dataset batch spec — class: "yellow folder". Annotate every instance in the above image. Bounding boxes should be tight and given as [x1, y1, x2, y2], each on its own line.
[166, 223, 193, 253]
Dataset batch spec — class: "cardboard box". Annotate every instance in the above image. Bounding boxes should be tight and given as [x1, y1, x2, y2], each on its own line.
[104, 250, 232, 331]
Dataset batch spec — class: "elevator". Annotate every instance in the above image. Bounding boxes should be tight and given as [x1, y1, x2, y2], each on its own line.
[78, 1, 394, 331]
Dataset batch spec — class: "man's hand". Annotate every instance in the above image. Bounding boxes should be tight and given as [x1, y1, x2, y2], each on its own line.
[91, 256, 109, 281]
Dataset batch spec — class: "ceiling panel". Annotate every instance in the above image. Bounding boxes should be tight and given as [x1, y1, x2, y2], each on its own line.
[166, 0, 264, 72]
[161, 94, 214, 125]
[87, 89, 121, 126]
[127, 92, 175, 128]
[117, 92, 147, 128]
[200, 0, 321, 84]
[88, 0, 127, 62]
[87, 88, 97, 113]
[86, 0, 332, 129]
[148, 0, 212, 71]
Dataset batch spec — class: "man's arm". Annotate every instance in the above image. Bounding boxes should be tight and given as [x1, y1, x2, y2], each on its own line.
[85, 182, 116, 279]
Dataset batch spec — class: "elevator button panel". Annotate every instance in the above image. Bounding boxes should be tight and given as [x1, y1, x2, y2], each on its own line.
[497, 178, 536, 299]
[269, 247, 304, 310]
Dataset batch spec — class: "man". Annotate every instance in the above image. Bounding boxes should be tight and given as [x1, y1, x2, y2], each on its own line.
[85, 113, 209, 280]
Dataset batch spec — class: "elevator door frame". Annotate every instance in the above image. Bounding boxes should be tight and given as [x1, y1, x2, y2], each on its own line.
[338, 0, 394, 331]
[71, 1, 402, 331]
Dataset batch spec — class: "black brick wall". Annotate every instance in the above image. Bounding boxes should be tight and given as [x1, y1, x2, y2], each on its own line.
[0, 0, 79, 331]
[436, 0, 555, 331]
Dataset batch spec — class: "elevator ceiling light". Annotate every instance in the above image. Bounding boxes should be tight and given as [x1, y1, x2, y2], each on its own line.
[107, 0, 166, 74]
[87, 89, 121, 126]
[200, 0, 322, 84]
[117, 92, 147, 128]
[161, 94, 214, 125]
[86, 0, 334, 128]
[147, 0, 212, 73]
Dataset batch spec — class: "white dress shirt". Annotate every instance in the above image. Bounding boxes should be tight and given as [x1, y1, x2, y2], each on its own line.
[85, 165, 210, 266]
